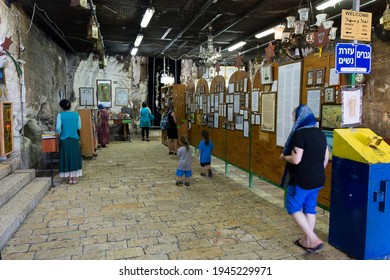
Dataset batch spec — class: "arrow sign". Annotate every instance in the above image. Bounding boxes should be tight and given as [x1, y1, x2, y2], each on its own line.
[335, 43, 371, 74]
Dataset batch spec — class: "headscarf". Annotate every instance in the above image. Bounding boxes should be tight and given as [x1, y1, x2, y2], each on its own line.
[281, 105, 317, 188]
[98, 104, 105, 109]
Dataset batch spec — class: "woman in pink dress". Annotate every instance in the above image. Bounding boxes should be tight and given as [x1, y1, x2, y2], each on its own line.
[97, 104, 110, 147]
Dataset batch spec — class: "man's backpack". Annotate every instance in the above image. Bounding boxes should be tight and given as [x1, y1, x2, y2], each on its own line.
[160, 110, 171, 130]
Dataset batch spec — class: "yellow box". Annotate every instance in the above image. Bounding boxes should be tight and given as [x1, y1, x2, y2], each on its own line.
[333, 128, 390, 164]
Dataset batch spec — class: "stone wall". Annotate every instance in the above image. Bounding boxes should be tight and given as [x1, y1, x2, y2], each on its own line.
[363, 35, 390, 140]
[0, 3, 148, 169]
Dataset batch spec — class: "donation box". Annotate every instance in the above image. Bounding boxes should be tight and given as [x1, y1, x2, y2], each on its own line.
[329, 128, 390, 259]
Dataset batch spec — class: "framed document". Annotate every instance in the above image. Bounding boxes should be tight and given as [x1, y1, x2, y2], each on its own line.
[324, 87, 335, 103]
[261, 64, 273, 84]
[315, 68, 325, 85]
[261, 92, 276, 132]
[306, 89, 321, 118]
[96, 79, 112, 108]
[306, 70, 314, 86]
[115, 88, 129, 106]
[276, 61, 302, 146]
[79, 87, 94, 106]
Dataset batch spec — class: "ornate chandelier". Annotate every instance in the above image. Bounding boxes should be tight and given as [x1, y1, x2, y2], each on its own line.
[199, 26, 222, 67]
[273, 1, 337, 60]
[161, 57, 175, 85]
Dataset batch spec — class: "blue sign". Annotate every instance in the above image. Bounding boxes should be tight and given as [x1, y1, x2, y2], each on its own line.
[335, 43, 371, 74]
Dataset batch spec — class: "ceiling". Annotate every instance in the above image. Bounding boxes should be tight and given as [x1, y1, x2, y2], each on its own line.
[17, 0, 387, 64]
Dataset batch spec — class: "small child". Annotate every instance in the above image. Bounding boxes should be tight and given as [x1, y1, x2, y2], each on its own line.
[198, 130, 214, 177]
[176, 135, 192, 186]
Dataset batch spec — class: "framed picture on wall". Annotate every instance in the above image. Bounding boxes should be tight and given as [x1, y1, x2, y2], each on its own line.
[115, 88, 129, 106]
[261, 92, 276, 132]
[321, 104, 342, 129]
[315, 68, 325, 85]
[261, 64, 273, 84]
[79, 87, 94, 106]
[324, 87, 335, 103]
[306, 70, 314, 86]
[96, 79, 112, 108]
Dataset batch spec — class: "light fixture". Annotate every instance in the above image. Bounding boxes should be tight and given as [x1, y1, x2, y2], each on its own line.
[199, 25, 222, 67]
[273, 1, 336, 60]
[255, 27, 276, 39]
[87, 16, 99, 40]
[160, 57, 175, 85]
[131, 47, 138, 56]
[227, 41, 247, 52]
[140, 7, 155, 28]
[315, 0, 343, 11]
[161, 28, 172, 40]
[134, 34, 143, 47]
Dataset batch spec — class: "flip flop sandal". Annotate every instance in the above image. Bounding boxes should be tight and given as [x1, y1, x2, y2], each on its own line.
[293, 239, 324, 253]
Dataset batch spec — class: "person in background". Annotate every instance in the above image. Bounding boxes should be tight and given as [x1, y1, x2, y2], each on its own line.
[97, 103, 110, 147]
[167, 103, 178, 154]
[279, 105, 329, 253]
[139, 101, 153, 141]
[175, 135, 192, 187]
[56, 99, 82, 184]
[198, 130, 214, 177]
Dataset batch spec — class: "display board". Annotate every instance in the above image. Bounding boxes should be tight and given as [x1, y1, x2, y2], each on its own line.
[276, 62, 302, 147]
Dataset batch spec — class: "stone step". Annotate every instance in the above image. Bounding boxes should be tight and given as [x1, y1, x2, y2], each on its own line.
[0, 177, 51, 250]
[0, 163, 11, 181]
[0, 169, 36, 208]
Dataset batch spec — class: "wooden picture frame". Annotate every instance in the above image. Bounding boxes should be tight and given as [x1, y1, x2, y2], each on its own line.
[79, 87, 94, 106]
[315, 68, 325, 85]
[324, 87, 335, 103]
[261, 92, 276, 132]
[115, 88, 129, 106]
[321, 104, 342, 129]
[96, 79, 112, 108]
[306, 70, 314, 86]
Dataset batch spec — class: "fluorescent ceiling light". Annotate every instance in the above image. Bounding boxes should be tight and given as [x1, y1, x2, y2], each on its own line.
[141, 7, 155, 28]
[161, 28, 172, 40]
[255, 27, 275, 39]
[316, 0, 343, 10]
[228, 41, 247, 52]
[134, 34, 143, 47]
[131, 47, 138, 56]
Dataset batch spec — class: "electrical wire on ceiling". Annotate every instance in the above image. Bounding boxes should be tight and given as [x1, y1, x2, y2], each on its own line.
[26, 3, 66, 37]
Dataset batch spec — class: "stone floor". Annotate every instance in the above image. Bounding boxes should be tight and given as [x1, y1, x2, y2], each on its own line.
[1, 130, 351, 260]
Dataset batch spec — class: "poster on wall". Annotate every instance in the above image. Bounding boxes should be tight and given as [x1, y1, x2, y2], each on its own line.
[341, 87, 363, 127]
[306, 89, 321, 118]
[276, 62, 302, 147]
[79, 87, 94, 106]
[96, 79, 112, 108]
[261, 92, 276, 132]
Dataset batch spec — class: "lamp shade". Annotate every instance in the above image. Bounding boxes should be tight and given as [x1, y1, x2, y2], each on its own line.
[274, 25, 285, 40]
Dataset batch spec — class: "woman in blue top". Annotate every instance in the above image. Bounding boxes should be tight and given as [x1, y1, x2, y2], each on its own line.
[198, 130, 214, 177]
[139, 101, 153, 141]
[56, 99, 82, 184]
